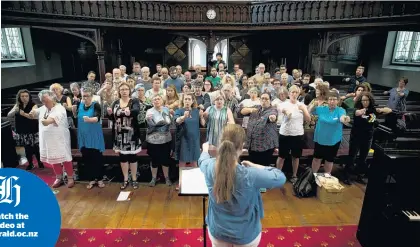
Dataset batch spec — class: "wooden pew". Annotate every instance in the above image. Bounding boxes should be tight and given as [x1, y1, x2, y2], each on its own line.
[69, 125, 362, 182]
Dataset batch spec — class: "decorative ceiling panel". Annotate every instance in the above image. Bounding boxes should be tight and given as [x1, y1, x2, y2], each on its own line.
[173, 49, 186, 61]
[166, 42, 178, 55]
[237, 44, 249, 57]
[230, 51, 242, 63]
[173, 36, 186, 48]
[230, 40, 243, 50]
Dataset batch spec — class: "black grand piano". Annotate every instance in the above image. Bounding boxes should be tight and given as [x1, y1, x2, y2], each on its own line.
[357, 120, 420, 247]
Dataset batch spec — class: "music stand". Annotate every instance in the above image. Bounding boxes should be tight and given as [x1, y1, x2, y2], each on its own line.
[178, 167, 209, 247]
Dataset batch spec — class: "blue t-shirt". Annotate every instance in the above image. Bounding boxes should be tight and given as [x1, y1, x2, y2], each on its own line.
[313, 106, 346, 146]
[387, 87, 409, 111]
[163, 78, 184, 93]
[198, 152, 286, 245]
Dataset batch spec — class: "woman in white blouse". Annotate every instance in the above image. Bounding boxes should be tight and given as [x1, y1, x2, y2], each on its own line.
[271, 86, 289, 126]
[29, 90, 74, 188]
[276, 85, 310, 184]
[238, 87, 261, 128]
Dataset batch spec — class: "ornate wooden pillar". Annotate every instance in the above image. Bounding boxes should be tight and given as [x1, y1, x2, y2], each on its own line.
[206, 51, 214, 75]
[318, 54, 327, 77]
[116, 39, 122, 66]
[95, 29, 106, 83]
[317, 32, 329, 77]
[205, 31, 217, 76]
[96, 51, 106, 83]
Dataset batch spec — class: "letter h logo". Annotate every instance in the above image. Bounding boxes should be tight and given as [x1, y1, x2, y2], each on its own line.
[0, 176, 21, 207]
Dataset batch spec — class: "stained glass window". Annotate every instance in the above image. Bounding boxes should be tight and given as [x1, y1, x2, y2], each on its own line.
[393, 31, 420, 64]
[1, 28, 26, 61]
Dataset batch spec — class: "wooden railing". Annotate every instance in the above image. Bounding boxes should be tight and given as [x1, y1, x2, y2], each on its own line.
[2, 1, 419, 29]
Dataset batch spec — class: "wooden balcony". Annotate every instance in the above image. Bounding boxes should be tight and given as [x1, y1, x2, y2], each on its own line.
[2, 1, 419, 30]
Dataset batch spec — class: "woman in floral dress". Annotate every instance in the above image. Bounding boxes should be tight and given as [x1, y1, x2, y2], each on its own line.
[107, 82, 142, 190]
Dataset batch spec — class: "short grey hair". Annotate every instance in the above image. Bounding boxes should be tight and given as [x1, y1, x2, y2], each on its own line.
[81, 87, 94, 96]
[70, 82, 80, 91]
[119, 65, 126, 70]
[314, 77, 323, 84]
[38, 90, 57, 102]
[328, 89, 340, 99]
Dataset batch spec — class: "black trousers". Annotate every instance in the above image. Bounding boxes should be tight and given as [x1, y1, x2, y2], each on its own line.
[248, 148, 275, 167]
[346, 133, 373, 175]
[81, 147, 104, 181]
[25, 145, 41, 165]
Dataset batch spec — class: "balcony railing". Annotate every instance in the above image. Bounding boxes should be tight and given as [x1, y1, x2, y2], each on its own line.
[2, 1, 419, 28]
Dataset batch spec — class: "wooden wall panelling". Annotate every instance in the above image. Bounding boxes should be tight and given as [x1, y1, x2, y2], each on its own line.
[164, 36, 189, 69]
[228, 37, 252, 75]
[3, 1, 419, 30]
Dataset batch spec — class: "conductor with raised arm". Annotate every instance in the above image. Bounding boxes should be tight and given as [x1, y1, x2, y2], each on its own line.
[198, 124, 286, 246]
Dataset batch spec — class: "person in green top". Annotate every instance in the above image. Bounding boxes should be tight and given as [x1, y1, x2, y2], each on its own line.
[341, 85, 366, 121]
[211, 52, 226, 71]
[205, 67, 222, 89]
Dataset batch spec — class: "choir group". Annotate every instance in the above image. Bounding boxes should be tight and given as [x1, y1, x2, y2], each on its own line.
[9, 55, 409, 190]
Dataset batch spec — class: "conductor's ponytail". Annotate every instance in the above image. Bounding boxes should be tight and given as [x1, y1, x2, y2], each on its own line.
[214, 140, 237, 203]
[213, 124, 246, 204]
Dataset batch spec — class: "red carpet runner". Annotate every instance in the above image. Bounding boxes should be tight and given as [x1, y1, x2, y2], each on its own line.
[20, 165, 361, 246]
[56, 226, 361, 247]
[19, 164, 56, 185]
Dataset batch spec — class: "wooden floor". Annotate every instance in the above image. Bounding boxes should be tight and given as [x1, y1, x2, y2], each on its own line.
[57, 181, 365, 229]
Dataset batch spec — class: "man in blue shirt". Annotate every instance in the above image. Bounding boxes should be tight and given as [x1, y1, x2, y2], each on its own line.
[308, 90, 350, 174]
[163, 66, 184, 93]
[384, 77, 409, 111]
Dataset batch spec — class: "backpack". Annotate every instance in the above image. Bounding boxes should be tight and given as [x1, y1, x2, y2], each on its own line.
[293, 167, 317, 198]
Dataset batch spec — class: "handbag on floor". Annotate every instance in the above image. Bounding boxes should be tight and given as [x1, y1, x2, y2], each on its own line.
[293, 167, 316, 198]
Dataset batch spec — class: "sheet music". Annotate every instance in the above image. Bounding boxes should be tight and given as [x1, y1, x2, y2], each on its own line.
[116, 191, 132, 201]
[180, 168, 209, 195]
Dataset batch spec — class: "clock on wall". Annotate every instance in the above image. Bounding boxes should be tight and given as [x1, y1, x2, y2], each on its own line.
[206, 9, 216, 20]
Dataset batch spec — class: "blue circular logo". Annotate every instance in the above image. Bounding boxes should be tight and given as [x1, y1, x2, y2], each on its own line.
[0, 168, 61, 247]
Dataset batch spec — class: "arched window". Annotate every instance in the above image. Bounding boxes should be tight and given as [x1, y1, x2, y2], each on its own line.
[212, 45, 220, 61]
[212, 39, 228, 69]
[188, 38, 206, 68]
[222, 44, 227, 62]
[192, 44, 201, 67]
